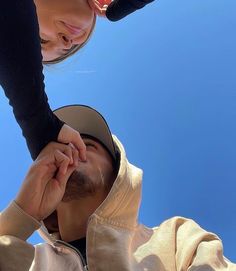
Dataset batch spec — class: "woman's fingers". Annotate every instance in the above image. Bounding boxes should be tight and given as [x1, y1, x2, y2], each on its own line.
[57, 124, 87, 162]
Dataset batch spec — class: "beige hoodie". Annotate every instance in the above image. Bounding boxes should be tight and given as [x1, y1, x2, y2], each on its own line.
[0, 136, 235, 271]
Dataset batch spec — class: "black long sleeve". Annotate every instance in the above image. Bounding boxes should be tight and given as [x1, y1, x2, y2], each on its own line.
[106, 0, 155, 21]
[0, 0, 64, 160]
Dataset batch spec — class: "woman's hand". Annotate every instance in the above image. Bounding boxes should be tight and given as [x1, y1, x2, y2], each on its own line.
[58, 124, 86, 162]
[88, 0, 112, 17]
[15, 143, 79, 221]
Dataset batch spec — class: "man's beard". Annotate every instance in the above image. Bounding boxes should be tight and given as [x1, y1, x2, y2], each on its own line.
[62, 169, 104, 202]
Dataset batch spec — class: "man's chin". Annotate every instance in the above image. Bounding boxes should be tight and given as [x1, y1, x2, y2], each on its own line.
[62, 171, 96, 202]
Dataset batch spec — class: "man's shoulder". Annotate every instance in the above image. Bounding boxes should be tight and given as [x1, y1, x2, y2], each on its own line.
[151, 216, 219, 245]
[0, 235, 35, 271]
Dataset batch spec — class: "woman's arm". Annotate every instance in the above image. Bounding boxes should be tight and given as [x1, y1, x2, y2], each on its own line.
[0, 0, 86, 161]
[0, 0, 64, 159]
[0, 0, 63, 159]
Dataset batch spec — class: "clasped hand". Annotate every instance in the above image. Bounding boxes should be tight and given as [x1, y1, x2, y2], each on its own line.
[15, 142, 79, 221]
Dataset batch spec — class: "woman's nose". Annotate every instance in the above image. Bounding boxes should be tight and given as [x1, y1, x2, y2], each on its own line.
[58, 33, 73, 49]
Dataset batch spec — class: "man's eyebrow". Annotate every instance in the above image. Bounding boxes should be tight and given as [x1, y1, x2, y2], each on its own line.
[82, 135, 99, 142]
[82, 136, 104, 149]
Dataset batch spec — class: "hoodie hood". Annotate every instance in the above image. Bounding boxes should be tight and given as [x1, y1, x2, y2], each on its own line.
[92, 135, 143, 229]
[38, 135, 143, 242]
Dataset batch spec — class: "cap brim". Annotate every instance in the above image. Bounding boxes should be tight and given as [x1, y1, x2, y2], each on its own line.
[53, 105, 116, 160]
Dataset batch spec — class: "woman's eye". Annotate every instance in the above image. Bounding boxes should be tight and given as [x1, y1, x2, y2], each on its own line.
[40, 38, 49, 44]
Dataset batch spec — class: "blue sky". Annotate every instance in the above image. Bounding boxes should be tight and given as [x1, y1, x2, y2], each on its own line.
[0, 0, 236, 262]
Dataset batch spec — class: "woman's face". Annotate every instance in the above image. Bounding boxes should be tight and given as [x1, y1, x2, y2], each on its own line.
[34, 0, 95, 62]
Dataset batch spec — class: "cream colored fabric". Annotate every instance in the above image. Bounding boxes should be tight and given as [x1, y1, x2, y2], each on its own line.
[31, 243, 85, 271]
[0, 136, 235, 271]
[0, 201, 39, 271]
[0, 201, 41, 240]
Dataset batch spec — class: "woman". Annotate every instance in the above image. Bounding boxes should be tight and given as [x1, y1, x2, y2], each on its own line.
[36, 0, 97, 64]
[0, 0, 153, 161]
[0, 0, 88, 160]
[35, 0, 154, 63]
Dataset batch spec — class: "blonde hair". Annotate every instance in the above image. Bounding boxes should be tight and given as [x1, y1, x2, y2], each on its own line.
[43, 15, 97, 65]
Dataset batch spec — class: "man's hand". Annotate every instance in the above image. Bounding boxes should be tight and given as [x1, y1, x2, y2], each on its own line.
[88, 0, 112, 17]
[58, 124, 86, 162]
[15, 143, 79, 221]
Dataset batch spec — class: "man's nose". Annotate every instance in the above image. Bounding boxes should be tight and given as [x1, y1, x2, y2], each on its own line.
[58, 33, 73, 49]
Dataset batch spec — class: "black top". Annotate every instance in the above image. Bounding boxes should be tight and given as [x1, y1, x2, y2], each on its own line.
[0, 0, 154, 160]
[69, 238, 87, 265]
[106, 0, 155, 21]
[0, 0, 63, 160]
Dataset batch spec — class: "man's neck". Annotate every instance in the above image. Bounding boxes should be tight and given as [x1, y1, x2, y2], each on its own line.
[57, 192, 106, 242]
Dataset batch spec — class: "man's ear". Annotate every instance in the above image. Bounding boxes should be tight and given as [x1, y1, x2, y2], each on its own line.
[43, 210, 59, 233]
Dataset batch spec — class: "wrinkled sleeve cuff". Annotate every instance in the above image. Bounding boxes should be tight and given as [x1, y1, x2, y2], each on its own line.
[0, 201, 41, 241]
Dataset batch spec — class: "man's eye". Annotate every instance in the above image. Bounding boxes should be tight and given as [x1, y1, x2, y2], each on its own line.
[85, 143, 96, 149]
[86, 143, 94, 147]
[40, 38, 49, 44]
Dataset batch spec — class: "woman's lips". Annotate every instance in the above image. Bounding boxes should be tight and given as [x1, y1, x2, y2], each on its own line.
[62, 21, 83, 35]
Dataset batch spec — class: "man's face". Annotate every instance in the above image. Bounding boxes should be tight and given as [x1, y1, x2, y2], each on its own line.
[43, 137, 116, 234]
[62, 136, 115, 202]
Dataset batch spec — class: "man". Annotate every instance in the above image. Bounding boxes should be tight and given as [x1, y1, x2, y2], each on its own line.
[0, 105, 235, 271]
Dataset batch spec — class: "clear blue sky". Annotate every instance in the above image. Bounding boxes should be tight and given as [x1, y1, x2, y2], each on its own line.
[0, 0, 236, 262]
